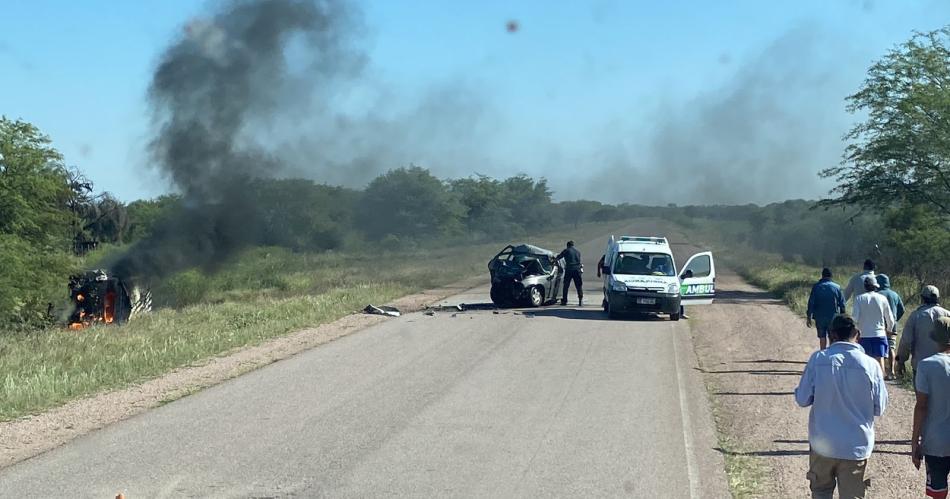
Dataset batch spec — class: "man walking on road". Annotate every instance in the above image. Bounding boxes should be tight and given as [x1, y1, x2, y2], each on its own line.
[912, 317, 950, 499]
[844, 259, 876, 306]
[796, 314, 888, 499]
[876, 274, 905, 380]
[898, 286, 950, 378]
[557, 240, 583, 306]
[853, 276, 895, 374]
[807, 268, 846, 350]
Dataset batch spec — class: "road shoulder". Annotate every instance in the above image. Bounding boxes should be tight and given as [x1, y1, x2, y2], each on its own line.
[689, 271, 920, 497]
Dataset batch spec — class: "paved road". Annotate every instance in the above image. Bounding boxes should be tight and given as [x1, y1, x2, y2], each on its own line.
[0, 237, 728, 498]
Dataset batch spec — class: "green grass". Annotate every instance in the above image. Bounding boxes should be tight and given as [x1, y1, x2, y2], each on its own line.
[719, 436, 765, 499]
[0, 220, 630, 422]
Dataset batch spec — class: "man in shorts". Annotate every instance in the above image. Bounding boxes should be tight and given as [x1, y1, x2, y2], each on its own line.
[796, 314, 887, 498]
[853, 276, 895, 374]
[912, 317, 950, 498]
[807, 268, 846, 350]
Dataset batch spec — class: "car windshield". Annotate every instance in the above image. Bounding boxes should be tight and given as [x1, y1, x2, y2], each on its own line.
[613, 252, 675, 276]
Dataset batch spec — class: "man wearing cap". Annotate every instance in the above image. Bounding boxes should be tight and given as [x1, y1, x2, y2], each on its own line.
[876, 274, 905, 380]
[912, 317, 950, 499]
[796, 314, 888, 498]
[807, 268, 846, 350]
[898, 286, 950, 378]
[844, 259, 876, 309]
[556, 240, 583, 306]
[852, 276, 895, 374]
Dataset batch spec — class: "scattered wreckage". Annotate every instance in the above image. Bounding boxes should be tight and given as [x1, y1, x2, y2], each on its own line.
[488, 244, 563, 308]
[67, 270, 151, 329]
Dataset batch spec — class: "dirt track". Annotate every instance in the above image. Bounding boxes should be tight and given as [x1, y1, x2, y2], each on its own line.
[690, 270, 920, 497]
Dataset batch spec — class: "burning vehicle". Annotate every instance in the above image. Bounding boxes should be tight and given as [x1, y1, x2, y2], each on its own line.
[67, 270, 152, 329]
[488, 244, 564, 307]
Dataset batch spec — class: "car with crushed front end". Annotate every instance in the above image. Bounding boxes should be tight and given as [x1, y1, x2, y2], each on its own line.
[488, 244, 563, 307]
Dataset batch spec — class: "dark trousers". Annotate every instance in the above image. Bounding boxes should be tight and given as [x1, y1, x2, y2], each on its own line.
[562, 269, 583, 303]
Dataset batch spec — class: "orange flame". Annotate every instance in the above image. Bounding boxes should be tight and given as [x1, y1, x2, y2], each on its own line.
[103, 291, 116, 324]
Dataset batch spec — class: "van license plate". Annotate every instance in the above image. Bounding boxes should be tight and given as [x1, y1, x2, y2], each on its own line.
[637, 297, 656, 305]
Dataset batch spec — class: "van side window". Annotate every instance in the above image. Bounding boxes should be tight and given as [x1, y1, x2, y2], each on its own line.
[683, 255, 711, 278]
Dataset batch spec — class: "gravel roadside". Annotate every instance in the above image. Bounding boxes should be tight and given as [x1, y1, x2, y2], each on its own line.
[690, 270, 920, 497]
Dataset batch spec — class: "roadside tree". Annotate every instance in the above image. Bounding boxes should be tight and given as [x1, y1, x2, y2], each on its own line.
[821, 27, 950, 215]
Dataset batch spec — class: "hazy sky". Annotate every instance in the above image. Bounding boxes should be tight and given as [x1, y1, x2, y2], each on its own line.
[2, 0, 947, 204]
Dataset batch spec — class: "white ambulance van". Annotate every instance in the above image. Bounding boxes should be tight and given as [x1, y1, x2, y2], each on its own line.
[601, 236, 715, 320]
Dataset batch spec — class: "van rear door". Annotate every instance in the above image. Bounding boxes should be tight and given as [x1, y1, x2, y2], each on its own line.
[680, 251, 716, 305]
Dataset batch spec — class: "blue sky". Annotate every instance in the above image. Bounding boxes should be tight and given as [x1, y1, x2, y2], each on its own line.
[2, 0, 947, 204]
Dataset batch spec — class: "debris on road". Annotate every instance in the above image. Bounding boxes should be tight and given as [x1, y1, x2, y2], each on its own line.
[363, 304, 401, 317]
[426, 303, 498, 313]
[423, 310, 436, 316]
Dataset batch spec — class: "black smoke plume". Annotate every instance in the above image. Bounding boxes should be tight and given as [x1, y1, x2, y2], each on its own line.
[111, 0, 358, 280]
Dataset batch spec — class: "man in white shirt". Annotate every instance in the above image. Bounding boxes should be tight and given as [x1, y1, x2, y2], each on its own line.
[844, 259, 876, 309]
[853, 276, 895, 374]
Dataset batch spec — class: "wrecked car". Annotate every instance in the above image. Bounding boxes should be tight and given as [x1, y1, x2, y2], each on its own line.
[488, 244, 563, 307]
[67, 269, 152, 329]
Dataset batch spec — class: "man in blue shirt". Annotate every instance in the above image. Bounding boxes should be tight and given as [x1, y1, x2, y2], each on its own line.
[796, 314, 888, 499]
[807, 268, 847, 350]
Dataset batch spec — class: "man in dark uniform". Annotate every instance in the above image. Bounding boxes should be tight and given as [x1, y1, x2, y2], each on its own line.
[557, 240, 583, 306]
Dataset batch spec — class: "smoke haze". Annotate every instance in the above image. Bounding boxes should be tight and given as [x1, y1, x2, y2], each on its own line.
[111, 0, 361, 280]
[561, 26, 861, 205]
[110, 1, 882, 280]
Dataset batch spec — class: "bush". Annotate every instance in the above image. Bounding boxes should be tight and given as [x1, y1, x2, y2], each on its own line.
[155, 269, 211, 308]
[0, 234, 75, 328]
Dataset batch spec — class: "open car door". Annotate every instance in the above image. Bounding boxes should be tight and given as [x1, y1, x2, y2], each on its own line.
[679, 251, 716, 306]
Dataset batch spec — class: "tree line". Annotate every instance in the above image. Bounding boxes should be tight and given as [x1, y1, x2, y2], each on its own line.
[0, 119, 633, 327]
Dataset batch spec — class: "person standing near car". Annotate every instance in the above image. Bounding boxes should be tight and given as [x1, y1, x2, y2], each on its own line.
[807, 268, 846, 350]
[795, 314, 887, 499]
[876, 274, 905, 380]
[557, 240, 583, 306]
[853, 276, 896, 374]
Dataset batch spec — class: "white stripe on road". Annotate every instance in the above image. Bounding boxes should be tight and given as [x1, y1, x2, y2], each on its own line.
[671, 321, 701, 499]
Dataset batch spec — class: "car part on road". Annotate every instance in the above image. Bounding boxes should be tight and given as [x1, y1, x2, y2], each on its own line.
[425, 303, 498, 313]
[363, 304, 401, 317]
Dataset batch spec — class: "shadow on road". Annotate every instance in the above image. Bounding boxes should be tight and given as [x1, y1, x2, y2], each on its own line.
[775, 439, 911, 446]
[526, 308, 671, 322]
[714, 447, 808, 457]
[715, 446, 910, 458]
[714, 391, 794, 396]
[714, 290, 783, 304]
[697, 368, 803, 376]
[733, 359, 808, 365]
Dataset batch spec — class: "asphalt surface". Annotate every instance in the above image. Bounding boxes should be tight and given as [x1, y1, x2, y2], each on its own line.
[0, 236, 728, 498]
